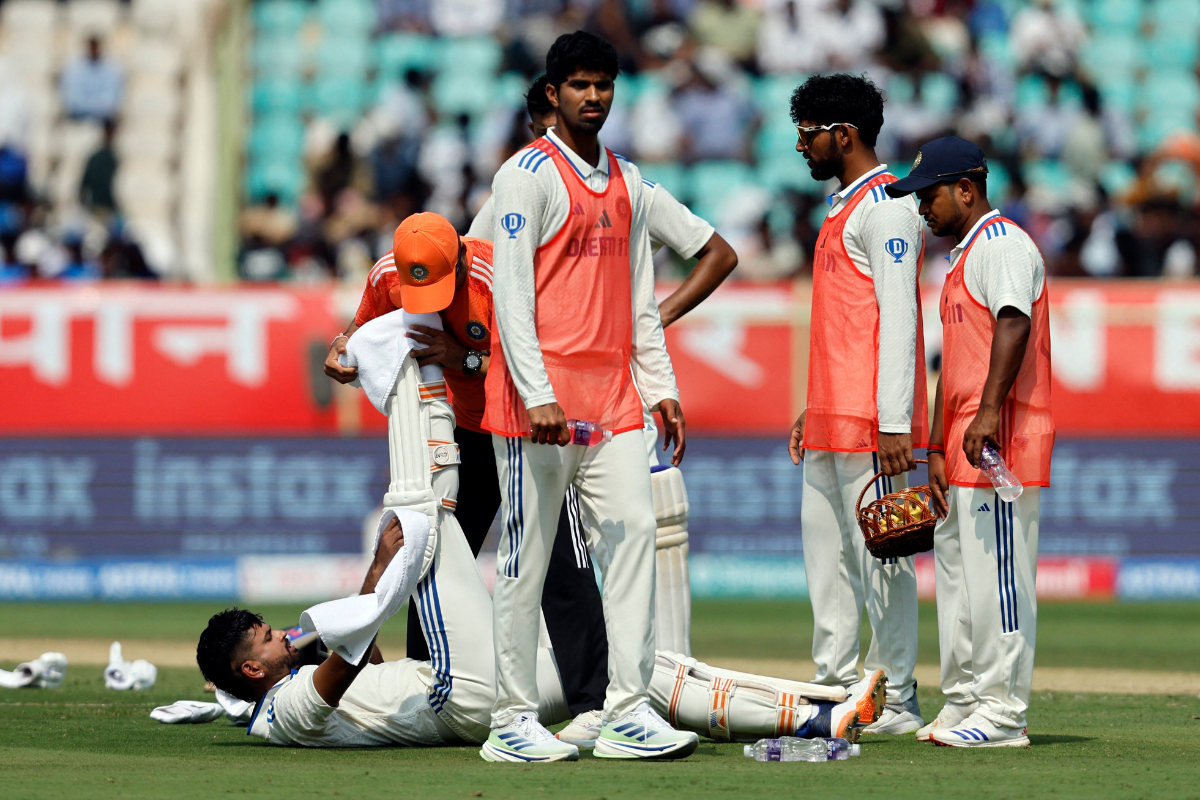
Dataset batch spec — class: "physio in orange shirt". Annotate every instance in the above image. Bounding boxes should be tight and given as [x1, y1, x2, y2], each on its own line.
[323, 212, 610, 721]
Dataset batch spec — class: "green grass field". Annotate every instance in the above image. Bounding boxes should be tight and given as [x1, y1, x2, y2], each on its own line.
[3, 600, 1200, 800]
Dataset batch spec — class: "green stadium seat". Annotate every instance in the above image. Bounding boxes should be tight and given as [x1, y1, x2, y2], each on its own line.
[1014, 74, 1048, 111]
[1024, 159, 1071, 194]
[251, 34, 307, 77]
[247, 114, 306, 158]
[1143, 32, 1199, 72]
[250, 76, 307, 115]
[756, 152, 822, 195]
[312, 76, 369, 125]
[752, 74, 806, 117]
[921, 73, 959, 114]
[316, 0, 376, 33]
[1136, 111, 1195, 151]
[688, 160, 755, 220]
[984, 161, 1011, 205]
[1088, 0, 1145, 32]
[1148, 0, 1200, 33]
[494, 71, 531, 108]
[1099, 79, 1137, 115]
[978, 33, 1015, 71]
[754, 120, 798, 164]
[431, 70, 495, 116]
[887, 73, 915, 104]
[638, 162, 689, 199]
[252, 0, 309, 34]
[318, 33, 374, 77]
[376, 33, 440, 80]
[1100, 159, 1137, 197]
[1081, 35, 1143, 82]
[245, 155, 306, 205]
[1141, 70, 1200, 115]
[437, 37, 502, 76]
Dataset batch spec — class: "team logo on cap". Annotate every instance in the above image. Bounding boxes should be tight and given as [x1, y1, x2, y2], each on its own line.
[466, 321, 487, 341]
[912, 151, 923, 169]
[409, 264, 430, 282]
[501, 213, 525, 239]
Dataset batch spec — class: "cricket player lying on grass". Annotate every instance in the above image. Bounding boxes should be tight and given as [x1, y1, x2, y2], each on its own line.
[195, 512, 884, 753]
[196, 318, 883, 756]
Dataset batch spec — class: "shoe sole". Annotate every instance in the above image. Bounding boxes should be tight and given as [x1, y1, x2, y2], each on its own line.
[855, 671, 887, 726]
[556, 734, 598, 748]
[931, 736, 1030, 749]
[480, 741, 579, 763]
[593, 736, 699, 760]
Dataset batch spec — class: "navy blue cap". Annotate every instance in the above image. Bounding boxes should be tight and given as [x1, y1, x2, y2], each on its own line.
[885, 136, 989, 197]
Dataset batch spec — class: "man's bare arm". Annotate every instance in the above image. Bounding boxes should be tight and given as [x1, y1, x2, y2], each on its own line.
[657, 233, 738, 328]
[310, 517, 404, 704]
[962, 308, 1031, 468]
[324, 321, 361, 384]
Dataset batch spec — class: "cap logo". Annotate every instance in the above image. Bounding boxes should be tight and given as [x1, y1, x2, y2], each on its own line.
[410, 264, 430, 282]
[912, 151, 923, 169]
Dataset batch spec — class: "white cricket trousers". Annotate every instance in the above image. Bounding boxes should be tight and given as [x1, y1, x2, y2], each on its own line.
[935, 486, 1039, 729]
[491, 429, 657, 728]
[801, 449, 919, 703]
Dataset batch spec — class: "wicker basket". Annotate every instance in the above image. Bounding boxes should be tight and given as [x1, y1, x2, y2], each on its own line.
[855, 459, 936, 560]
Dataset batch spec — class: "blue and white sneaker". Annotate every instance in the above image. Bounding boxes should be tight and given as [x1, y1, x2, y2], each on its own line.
[929, 712, 1030, 748]
[481, 712, 580, 762]
[593, 703, 699, 760]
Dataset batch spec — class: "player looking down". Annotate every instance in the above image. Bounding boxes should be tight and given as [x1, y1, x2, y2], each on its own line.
[885, 136, 1054, 748]
[786, 74, 928, 736]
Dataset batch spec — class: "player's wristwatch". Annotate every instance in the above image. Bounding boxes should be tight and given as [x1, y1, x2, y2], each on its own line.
[462, 350, 484, 376]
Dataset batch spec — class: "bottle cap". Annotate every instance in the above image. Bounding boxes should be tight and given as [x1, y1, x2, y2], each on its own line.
[744, 745, 752, 757]
[850, 744, 861, 757]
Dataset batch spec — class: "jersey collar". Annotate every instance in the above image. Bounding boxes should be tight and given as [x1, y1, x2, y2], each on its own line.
[545, 128, 609, 181]
[949, 209, 1002, 265]
[245, 669, 296, 739]
[827, 164, 888, 209]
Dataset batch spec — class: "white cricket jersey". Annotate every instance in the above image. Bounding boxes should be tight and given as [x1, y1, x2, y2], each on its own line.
[949, 209, 1046, 318]
[489, 128, 677, 411]
[469, 179, 714, 260]
[824, 164, 925, 434]
[246, 663, 451, 748]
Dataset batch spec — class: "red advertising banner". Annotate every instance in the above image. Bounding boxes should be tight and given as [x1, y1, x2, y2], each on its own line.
[2, 280, 1199, 435]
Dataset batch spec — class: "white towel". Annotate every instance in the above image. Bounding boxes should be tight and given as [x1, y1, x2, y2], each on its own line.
[150, 701, 226, 724]
[104, 642, 157, 690]
[339, 310, 445, 414]
[299, 507, 430, 666]
[216, 688, 255, 725]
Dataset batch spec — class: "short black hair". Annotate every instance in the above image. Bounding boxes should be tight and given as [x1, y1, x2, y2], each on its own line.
[526, 74, 553, 119]
[789, 73, 885, 148]
[544, 31, 619, 88]
[196, 608, 262, 702]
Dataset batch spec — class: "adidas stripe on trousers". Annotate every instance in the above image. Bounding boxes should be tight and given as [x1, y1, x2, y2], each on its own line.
[800, 449, 919, 704]
[491, 429, 657, 729]
[935, 486, 1039, 729]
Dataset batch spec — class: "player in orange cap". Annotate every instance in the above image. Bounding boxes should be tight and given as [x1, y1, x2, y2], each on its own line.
[323, 212, 612, 739]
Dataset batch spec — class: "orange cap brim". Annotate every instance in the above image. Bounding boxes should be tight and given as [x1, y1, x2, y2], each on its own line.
[397, 271, 457, 313]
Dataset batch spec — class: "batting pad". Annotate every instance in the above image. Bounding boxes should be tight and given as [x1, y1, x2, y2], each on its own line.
[650, 652, 838, 743]
[652, 466, 691, 655]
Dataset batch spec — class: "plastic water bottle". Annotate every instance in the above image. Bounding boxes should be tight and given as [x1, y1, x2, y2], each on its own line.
[743, 737, 860, 762]
[565, 419, 612, 446]
[980, 444, 1023, 502]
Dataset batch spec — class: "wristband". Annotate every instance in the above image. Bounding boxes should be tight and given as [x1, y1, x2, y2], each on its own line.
[926, 447, 945, 456]
[331, 333, 349, 348]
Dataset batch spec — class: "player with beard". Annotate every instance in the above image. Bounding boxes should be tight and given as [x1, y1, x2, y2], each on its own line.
[785, 74, 930, 735]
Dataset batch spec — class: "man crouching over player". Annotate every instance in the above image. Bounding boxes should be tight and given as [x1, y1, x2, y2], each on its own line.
[196, 515, 885, 751]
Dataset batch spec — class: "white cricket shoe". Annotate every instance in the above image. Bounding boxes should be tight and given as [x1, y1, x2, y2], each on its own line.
[929, 712, 1030, 748]
[481, 712, 580, 763]
[862, 692, 923, 735]
[593, 703, 699, 760]
[556, 709, 604, 748]
[915, 700, 977, 742]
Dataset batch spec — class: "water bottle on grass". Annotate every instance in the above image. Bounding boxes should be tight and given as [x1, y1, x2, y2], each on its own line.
[980, 444, 1023, 502]
[743, 737, 859, 762]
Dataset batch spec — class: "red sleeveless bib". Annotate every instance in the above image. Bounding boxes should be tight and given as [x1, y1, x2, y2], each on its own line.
[940, 215, 1054, 487]
[484, 139, 644, 437]
[804, 173, 929, 452]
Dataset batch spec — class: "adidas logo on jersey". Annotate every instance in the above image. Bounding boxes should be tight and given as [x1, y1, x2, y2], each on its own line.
[571, 202, 585, 216]
[594, 209, 613, 228]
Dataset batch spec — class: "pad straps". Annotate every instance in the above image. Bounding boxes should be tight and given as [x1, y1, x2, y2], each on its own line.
[707, 677, 735, 742]
[667, 663, 689, 728]
[428, 440, 460, 472]
[774, 692, 802, 736]
[418, 380, 448, 403]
